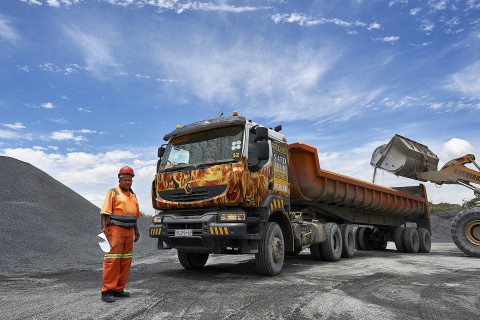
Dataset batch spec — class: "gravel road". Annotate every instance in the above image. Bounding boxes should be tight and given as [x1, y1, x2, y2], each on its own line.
[2, 156, 479, 319]
[1, 241, 479, 320]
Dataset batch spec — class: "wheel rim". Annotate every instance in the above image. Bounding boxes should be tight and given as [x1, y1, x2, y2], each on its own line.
[272, 236, 284, 263]
[465, 220, 480, 246]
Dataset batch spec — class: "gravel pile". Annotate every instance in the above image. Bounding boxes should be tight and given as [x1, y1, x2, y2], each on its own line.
[430, 210, 458, 243]
[0, 155, 456, 277]
[0, 156, 157, 277]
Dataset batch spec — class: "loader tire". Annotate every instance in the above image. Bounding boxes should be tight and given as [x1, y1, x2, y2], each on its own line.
[394, 226, 406, 253]
[256, 222, 284, 276]
[417, 228, 431, 253]
[403, 227, 419, 253]
[310, 243, 323, 260]
[321, 223, 342, 262]
[177, 251, 209, 269]
[451, 208, 480, 257]
[340, 224, 355, 258]
[358, 227, 373, 251]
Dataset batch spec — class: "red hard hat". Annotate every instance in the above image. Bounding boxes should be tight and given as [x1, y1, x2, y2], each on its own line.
[118, 166, 135, 178]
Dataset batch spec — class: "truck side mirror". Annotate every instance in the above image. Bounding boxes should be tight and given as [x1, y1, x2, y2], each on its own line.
[256, 127, 268, 141]
[257, 141, 269, 160]
[158, 146, 166, 158]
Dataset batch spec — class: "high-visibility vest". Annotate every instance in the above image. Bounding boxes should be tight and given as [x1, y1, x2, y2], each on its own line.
[100, 186, 139, 227]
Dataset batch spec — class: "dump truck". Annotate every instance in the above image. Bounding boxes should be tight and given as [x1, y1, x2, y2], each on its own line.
[371, 134, 480, 258]
[149, 113, 432, 275]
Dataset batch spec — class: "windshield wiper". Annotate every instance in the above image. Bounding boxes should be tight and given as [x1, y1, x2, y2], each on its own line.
[196, 159, 237, 169]
[164, 164, 197, 172]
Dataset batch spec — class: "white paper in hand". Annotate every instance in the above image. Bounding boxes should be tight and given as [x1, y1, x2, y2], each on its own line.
[98, 232, 111, 252]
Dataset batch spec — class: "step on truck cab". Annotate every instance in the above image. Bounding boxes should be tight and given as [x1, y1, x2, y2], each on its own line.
[149, 112, 431, 276]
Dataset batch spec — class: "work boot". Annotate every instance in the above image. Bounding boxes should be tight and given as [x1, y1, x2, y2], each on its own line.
[101, 290, 115, 303]
[113, 290, 130, 298]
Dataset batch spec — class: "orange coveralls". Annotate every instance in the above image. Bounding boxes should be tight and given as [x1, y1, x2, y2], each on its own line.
[100, 186, 139, 294]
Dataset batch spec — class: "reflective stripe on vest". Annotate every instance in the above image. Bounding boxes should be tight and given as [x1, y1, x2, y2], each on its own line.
[104, 253, 132, 259]
[109, 214, 138, 227]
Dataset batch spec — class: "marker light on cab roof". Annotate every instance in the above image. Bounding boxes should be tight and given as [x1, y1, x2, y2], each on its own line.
[176, 125, 181, 129]
[233, 111, 238, 116]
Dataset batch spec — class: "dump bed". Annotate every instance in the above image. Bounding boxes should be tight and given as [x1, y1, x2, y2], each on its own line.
[288, 143, 429, 225]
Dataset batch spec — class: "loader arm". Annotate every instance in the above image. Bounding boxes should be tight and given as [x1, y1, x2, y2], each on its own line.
[416, 154, 480, 195]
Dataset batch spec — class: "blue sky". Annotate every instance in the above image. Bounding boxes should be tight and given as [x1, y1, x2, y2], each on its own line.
[1, 0, 480, 214]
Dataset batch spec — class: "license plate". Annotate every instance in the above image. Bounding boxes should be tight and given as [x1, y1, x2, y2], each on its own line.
[175, 229, 193, 236]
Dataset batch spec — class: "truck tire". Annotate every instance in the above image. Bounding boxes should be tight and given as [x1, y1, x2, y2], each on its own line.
[353, 226, 360, 250]
[255, 222, 284, 276]
[177, 251, 209, 269]
[310, 243, 323, 260]
[372, 228, 387, 250]
[417, 228, 431, 253]
[451, 208, 480, 257]
[321, 223, 342, 262]
[394, 226, 406, 253]
[358, 227, 373, 251]
[340, 224, 355, 258]
[403, 227, 419, 253]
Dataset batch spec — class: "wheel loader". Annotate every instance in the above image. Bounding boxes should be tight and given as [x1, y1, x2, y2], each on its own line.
[371, 134, 480, 257]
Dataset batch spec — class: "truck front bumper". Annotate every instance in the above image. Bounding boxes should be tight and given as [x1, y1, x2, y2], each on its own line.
[149, 213, 261, 254]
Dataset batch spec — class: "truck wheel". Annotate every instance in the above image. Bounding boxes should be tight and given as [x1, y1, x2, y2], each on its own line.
[177, 251, 209, 269]
[321, 223, 342, 262]
[372, 228, 387, 250]
[451, 209, 480, 257]
[340, 224, 355, 258]
[353, 226, 360, 250]
[310, 243, 323, 260]
[255, 222, 284, 276]
[417, 228, 431, 253]
[394, 226, 406, 253]
[403, 227, 419, 253]
[358, 227, 373, 251]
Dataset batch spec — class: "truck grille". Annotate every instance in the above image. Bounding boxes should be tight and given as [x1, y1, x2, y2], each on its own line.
[158, 185, 227, 202]
[169, 223, 203, 230]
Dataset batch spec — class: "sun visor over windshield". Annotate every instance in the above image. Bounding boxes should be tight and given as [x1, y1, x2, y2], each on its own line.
[163, 116, 247, 141]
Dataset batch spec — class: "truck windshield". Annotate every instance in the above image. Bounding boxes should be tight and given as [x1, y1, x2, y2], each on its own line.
[161, 126, 244, 171]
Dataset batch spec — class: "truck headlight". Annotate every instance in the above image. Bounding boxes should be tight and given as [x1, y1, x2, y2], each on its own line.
[152, 215, 163, 224]
[219, 213, 246, 222]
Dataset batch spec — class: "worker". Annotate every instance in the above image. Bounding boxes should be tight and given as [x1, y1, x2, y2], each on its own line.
[100, 166, 140, 303]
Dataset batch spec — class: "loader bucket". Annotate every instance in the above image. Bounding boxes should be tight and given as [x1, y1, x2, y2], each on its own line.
[370, 134, 439, 181]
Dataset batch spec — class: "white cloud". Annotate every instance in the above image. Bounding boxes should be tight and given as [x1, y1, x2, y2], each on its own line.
[382, 36, 400, 42]
[1, 147, 155, 214]
[20, 0, 42, 5]
[17, 65, 29, 72]
[41, 102, 56, 109]
[50, 129, 96, 142]
[63, 26, 121, 77]
[429, 0, 447, 11]
[410, 7, 422, 15]
[445, 60, 480, 99]
[0, 130, 24, 140]
[0, 13, 21, 45]
[46, 0, 61, 7]
[421, 20, 435, 32]
[3, 122, 25, 130]
[368, 22, 381, 30]
[271, 13, 371, 30]
[440, 138, 475, 161]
